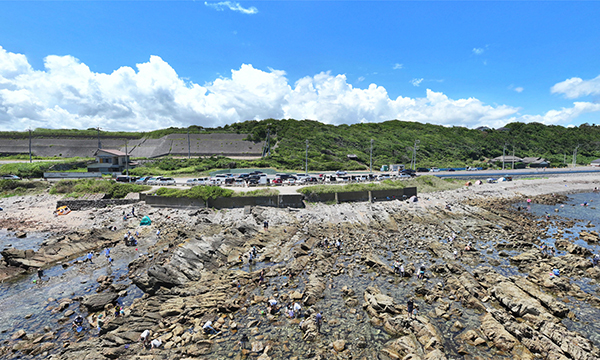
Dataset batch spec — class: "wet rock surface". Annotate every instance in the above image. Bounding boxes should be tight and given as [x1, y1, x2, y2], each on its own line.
[2, 185, 600, 359]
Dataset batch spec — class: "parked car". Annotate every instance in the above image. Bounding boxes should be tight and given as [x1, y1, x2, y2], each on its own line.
[335, 170, 347, 176]
[146, 177, 162, 185]
[447, 168, 456, 172]
[416, 167, 430, 173]
[115, 175, 138, 183]
[0, 174, 21, 180]
[272, 178, 283, 184]
[284, 178, 296, 185]
[186, 178, 199, 186]
[467, 166, 480, 171]
[429, 167, 440, 172]
[158, 177, 176, 186]
[135, 176, 150, 184]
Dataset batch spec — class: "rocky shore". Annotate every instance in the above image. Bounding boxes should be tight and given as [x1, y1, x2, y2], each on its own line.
[1, 174, 600, 359]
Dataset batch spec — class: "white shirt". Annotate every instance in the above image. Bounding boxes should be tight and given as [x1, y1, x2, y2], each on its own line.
[293, 303, 301, 311]
[268, 299, 277, 306]
[151, 338, 162, 348]
[140, 330, 149, 339]
[203, 320, 213, 329]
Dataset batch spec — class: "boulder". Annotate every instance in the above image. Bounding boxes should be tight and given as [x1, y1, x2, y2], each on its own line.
[81, 292, 119, 312]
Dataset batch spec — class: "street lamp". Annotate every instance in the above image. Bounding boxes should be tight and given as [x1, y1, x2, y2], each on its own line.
[305, 139, 309, 175]
[370, 139, 374, 173]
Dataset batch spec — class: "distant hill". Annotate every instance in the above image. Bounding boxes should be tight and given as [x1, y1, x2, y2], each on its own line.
[2, 119, 600, 170]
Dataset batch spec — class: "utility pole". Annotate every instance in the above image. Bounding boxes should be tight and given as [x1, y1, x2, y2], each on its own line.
[412, 140, 420, 170]
[502, 143, 506, 170]
[305, 140, 309, 175]
[572, 144, 580, 168]
[28, 128, 32, 163]
[125, 141, 129, 178]
[512, 145, 515, 170]
[370, 139, 374, 173]
[187, 129, 191, 159]
[97, 126, 102, 149]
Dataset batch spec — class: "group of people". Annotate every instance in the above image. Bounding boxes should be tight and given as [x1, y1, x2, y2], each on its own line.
[392, 260, 405, 277]
[139, 329, 162, 349]
[407, 299, 419, 318]
[124, 231, 139, 246]
[317, 237, 342, 251]
[540, 242, 557, 256]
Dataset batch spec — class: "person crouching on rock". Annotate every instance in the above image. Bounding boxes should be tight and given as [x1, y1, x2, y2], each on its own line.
[203, 320, 217, 335]
[150, 338, 162, 349]
[139, 329, 151, 347]
[72, 315, 84, 330]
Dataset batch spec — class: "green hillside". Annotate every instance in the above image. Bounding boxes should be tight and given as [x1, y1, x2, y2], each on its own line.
[3, 119, 600, 174]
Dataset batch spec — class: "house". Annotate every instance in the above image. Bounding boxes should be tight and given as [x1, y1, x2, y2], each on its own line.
[347, 154, 359, 160]
[522, 157, 550, 168]
[491, 155, 523, 164]
[591, 159, 600, 167]
[87, 149, 134, 173]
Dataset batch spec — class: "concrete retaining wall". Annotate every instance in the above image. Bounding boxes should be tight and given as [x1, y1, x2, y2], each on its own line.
[304, 187, 417, 204]
[140, 187, 416, 209]
[56, 199, 140, 211]
[44, 172, 104, 179]
[141, 193, 305, 209]
[140, 194, 206, 208]
[336, 190, 370, 203]
[0, 133, 263, 159]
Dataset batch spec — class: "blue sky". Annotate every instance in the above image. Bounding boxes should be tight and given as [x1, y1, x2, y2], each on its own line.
[1, 1, 599, 131]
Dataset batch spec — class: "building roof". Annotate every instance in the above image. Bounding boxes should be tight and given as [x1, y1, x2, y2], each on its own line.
[95, 149, 127, 156]
[522, 157, 548, 164]
[591, 159, 600, 164]
[491, 155, 523, 162]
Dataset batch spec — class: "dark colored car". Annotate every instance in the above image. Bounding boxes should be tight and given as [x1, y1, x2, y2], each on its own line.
[448, 168, 456, 172]
[116, 176, 139, 183]
[416, 167, 430, 173]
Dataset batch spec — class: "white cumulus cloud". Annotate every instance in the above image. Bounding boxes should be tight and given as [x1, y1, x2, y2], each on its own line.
[393, 63, 403, 70]
[1, 46, 599, 131]
[551, 74, 600, 99]
[514, 87, 524, 93]
[204, 1, 258, 14]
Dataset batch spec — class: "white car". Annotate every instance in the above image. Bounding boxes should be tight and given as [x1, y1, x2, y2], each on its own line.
[284, 178, 296, 185]
[467, 167, 479, 171]
[429, 167, 440, 172]
[146, 177, 162, 185]
[335, 170, 347, 176]
[158, 177, 176, 186]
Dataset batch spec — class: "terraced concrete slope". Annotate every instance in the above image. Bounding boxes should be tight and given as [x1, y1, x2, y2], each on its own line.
[0, 133, 263, 158]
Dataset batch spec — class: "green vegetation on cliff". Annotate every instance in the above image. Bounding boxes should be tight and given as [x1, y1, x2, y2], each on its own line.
[4, 119, 600, 174]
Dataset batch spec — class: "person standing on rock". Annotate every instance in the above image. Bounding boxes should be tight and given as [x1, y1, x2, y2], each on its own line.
[239, 333, 249, 350]
[156, 229, 161, 238]
[37, 268, 44, 280]
[132, 206, 136, 217]
[263, 220, 268, 230]
[104, 248, 110, 259]
[400, 263, 405, 277]
[86, 252, 93, 264]
[407, 299, 414, 319]
[315, 311, 323, 333]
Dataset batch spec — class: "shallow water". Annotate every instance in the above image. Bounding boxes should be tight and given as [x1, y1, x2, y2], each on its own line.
[0, 232, 150, 346]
